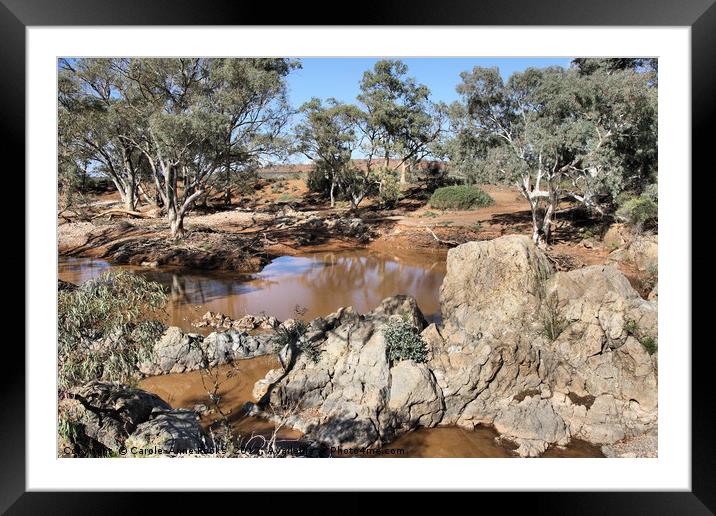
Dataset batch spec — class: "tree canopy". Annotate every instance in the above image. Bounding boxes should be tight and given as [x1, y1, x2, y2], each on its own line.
[446, 62, 657, 245]
[59, 57, 298, 237]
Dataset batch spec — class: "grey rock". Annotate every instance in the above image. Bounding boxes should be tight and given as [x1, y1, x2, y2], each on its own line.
[60, 381, 207, 456]
[124, 409, 208, 455]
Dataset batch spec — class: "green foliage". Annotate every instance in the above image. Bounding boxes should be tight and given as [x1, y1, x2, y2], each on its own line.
[428, 185, 494, 210]
[640, 336, 658, 355]
[623, 318, 640, 336]
[338, 163, 376, 210]
[448, 62, 657, 243]
[59, 58, 299, 235]
[273, 319, 307, 350]
[306, 165, 332, 194]
[616, 191, 658, 230]
[384, 317, 428, 364]
[623, 318, 658, 355]
[373, 166, 402, 207]
[295, 99, 361, 206]
[358, 60, 446, 183]
[273, 318, 321, 363]
[58, 271, 167, 390]
[422, 161, 460, 191]
[539, 294, 568, 341]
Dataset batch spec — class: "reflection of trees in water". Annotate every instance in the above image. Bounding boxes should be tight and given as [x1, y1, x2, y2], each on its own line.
[290, 253, 445, 314]
[64, 253, 445, 326]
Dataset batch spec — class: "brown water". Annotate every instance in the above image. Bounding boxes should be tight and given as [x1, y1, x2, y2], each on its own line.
[138, 355, 603, 458]
[138, 355, 302, 441]
[58, 248, 446, 332]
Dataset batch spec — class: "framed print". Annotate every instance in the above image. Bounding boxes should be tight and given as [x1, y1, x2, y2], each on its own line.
[5, 0, 712, 512]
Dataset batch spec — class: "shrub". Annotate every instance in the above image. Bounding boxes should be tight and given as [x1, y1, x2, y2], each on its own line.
[273, 319, 307, 350]
[422, 162, 460, 192]
[384, 317, 428, 364]
[58, 271, 167, 390]
[305, 166, 332, 195]
[428, 185, 494, 210]
[373, 166, 401, 207]
[539, 294, 567, 341]
[273, 317, 321, 363]
[616, 192, 658, 230]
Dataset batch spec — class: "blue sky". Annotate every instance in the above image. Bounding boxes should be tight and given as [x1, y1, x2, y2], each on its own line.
[286, 57, 574, 107]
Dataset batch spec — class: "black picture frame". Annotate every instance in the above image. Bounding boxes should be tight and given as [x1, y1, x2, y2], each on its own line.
[4, 0, 710, 512]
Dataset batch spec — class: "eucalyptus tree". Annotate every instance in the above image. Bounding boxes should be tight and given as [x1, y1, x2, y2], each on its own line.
[111, 57, 296, 238]
[58, 59, 147, 211]
[357, 59, 445, 184]
[455, 65, 656, 246]
[294, 98, 361, 207]
[207, 58, 298, 206]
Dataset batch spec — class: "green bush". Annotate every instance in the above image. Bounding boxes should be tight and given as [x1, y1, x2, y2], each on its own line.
[616, 192, 658, 230]
[58, 271, 167, 390]
[305, 166, 332, 195]
[428, 185, 494, 210]
[373, 166, 401, 207]
[384, 317, 428, 364]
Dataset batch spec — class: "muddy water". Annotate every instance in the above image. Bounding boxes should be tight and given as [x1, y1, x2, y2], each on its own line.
[58, 248, 446, 332]
[138, 355, 603, 458]
[138, 355, 302, 441]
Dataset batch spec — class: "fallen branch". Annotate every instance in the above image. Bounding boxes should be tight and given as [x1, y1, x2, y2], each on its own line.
[424, 225, 460, 247]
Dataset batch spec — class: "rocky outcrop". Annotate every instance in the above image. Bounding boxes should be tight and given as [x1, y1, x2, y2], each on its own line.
[124, 409, 208, 455]
[250, 295, 440, 449]
[252, 235, 658, 457]
[60, 381, 207, 456]
[604, 224, 658, 273]
[430, 237, 657, 456]
[138, 325, 276, 376]
[439, 236, 553, 340]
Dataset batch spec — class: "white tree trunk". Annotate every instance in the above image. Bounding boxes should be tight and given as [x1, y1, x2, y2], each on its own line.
[168, 210, 185, 239]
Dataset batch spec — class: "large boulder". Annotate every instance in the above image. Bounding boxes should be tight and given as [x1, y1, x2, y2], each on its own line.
[440, 235, 553, 340]
[627, 234, 658, 272]
[124, 409, 208, 456]
[431, 238, 657, 455]
[60, 381, 207, 456]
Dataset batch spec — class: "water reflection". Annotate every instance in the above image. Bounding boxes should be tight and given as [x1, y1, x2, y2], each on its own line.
[58, 249, 446, 331]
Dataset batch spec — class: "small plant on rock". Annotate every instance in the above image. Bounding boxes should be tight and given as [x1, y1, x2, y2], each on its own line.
[384, 316, 428, 364]
[539, 294, 568, 341]
[623, 317, 658, 355]
[273, 306, 318, 363]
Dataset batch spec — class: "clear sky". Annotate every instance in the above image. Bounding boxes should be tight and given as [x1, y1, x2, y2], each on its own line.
[286, 57, 574, 108]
